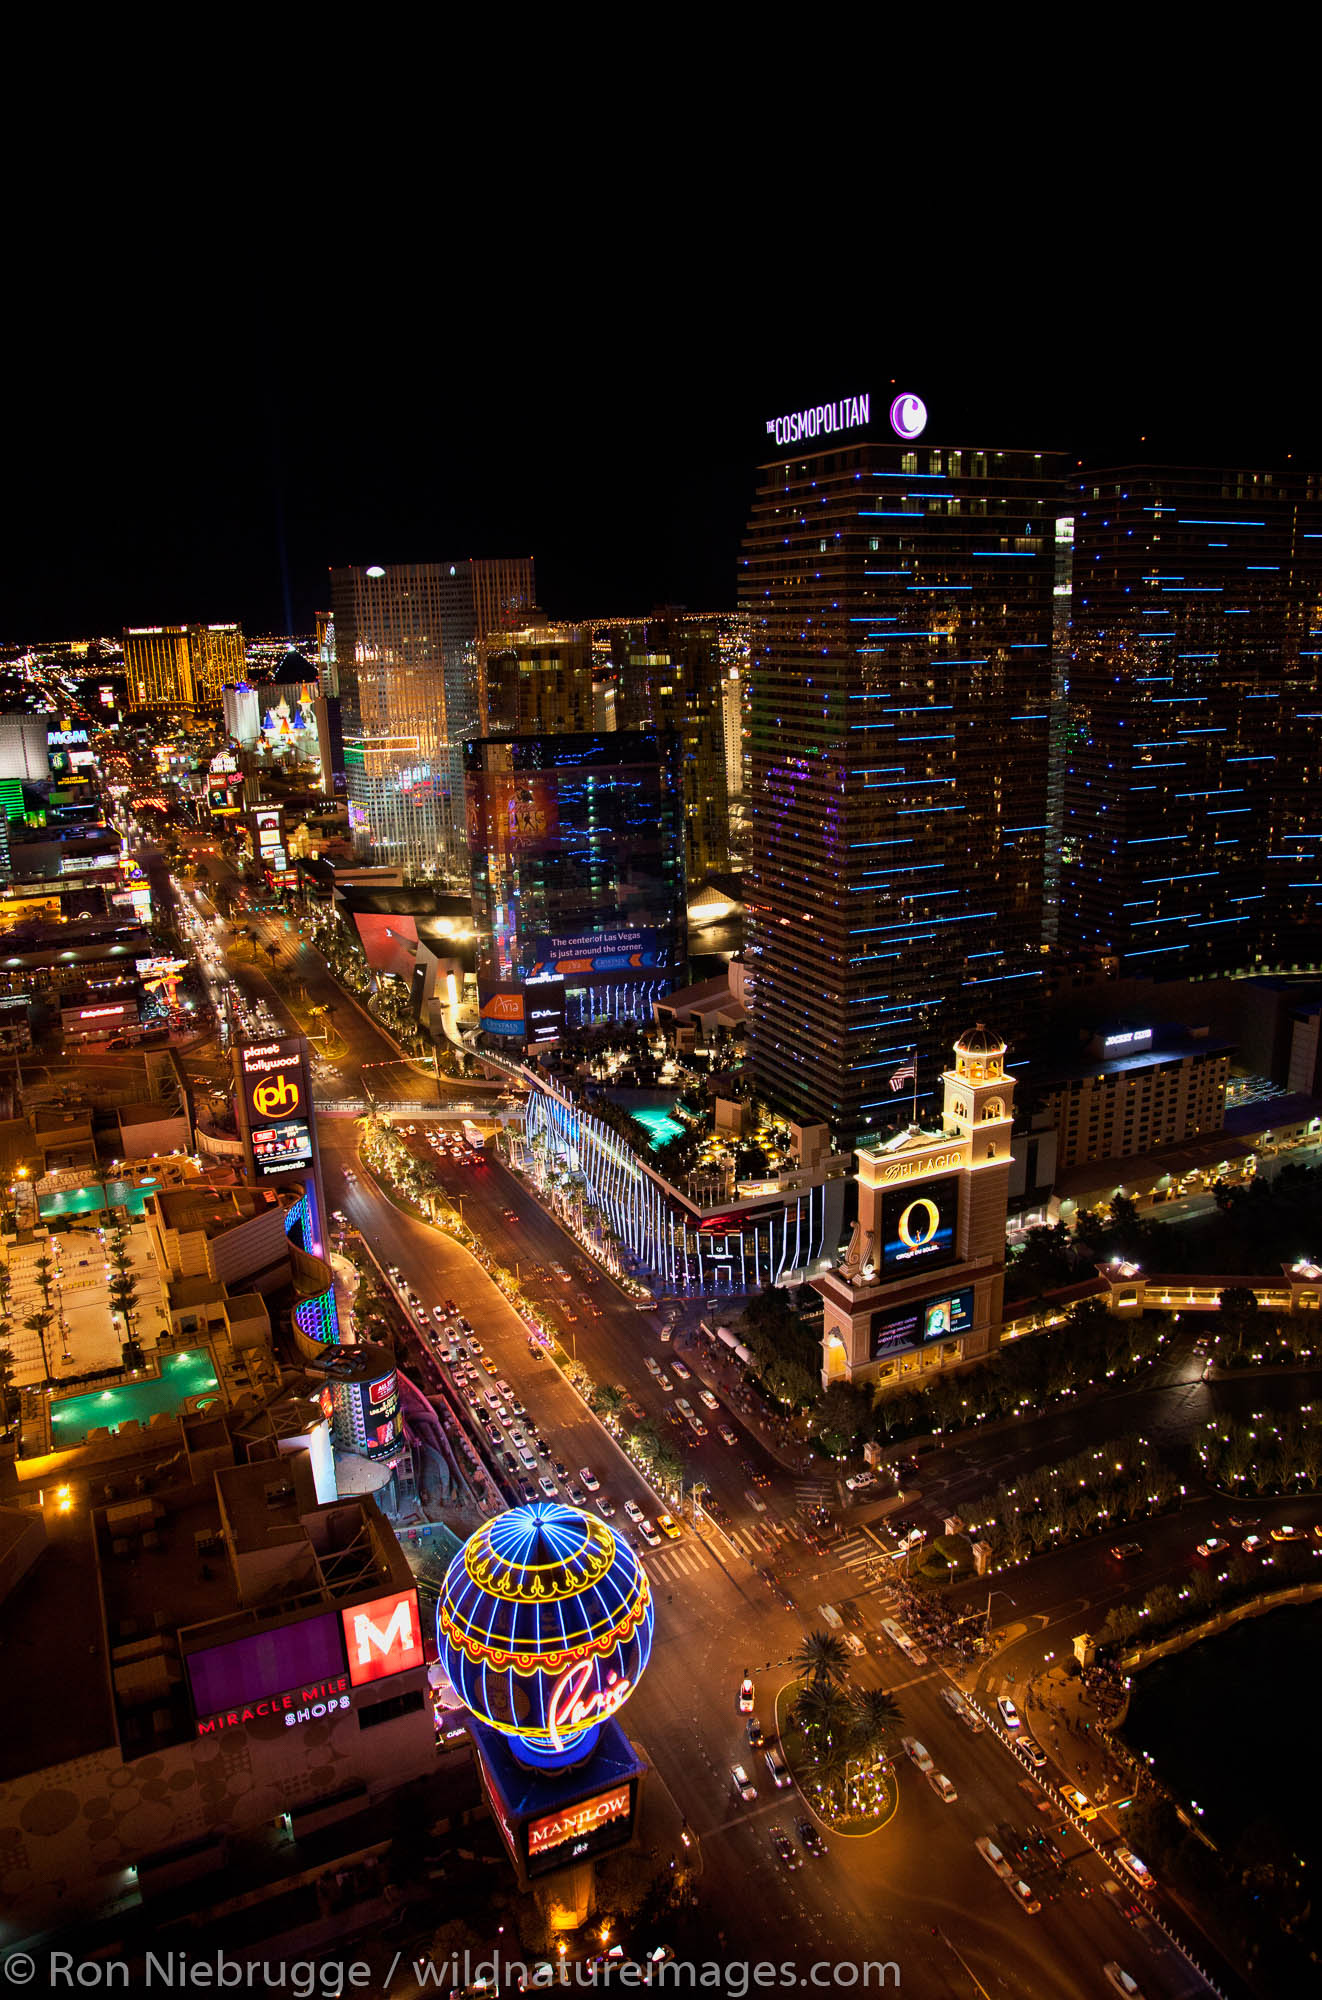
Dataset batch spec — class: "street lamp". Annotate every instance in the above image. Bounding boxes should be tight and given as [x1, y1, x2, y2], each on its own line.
[983, 1588, 1015, 1643]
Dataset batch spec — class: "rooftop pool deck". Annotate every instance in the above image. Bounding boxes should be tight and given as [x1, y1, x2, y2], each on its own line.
[48, 1348, 220, 1445]
[38, 1178, 157, 1221]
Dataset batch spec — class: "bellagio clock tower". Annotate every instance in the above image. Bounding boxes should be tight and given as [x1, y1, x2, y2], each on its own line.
[811, 1026, 1016, 1389]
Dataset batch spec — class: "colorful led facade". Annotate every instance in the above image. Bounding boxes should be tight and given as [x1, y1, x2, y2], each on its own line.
[437, 1502, 653, 1769]
[1060, 467, 1322, 972]
[741, 437, 1066, 1151]
[466, 731, 686, 1032]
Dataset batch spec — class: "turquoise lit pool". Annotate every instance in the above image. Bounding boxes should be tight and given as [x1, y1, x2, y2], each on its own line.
[631, 1105, 685, 1151]
[39, 1178, 156, 1222]
[49, 1348, 220, 1445]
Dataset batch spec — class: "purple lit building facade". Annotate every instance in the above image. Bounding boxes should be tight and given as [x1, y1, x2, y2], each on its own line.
[741, 433, 1065, 1149]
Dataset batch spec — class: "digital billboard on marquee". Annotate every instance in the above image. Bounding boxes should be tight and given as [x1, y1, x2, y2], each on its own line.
[524, 1781, 637, 1876]
[479, 985, 526, 1037]
[527, 926, 671, 979]
[879, 1175, 959, 1276]
[251, 1119, 314, 1175]
[235, 1036, 321, 1203]
[527, 989, 565, 1047]
[870, 1284, 974, 1361]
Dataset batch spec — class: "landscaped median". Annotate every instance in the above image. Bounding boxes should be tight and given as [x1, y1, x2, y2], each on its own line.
[773, 1680, 899, 1839]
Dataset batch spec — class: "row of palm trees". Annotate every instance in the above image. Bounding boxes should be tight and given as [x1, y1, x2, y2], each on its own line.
[787, 1632, 902, 1805]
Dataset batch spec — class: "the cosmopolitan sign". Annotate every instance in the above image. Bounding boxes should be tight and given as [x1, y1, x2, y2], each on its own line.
[767, 393, 871, 447]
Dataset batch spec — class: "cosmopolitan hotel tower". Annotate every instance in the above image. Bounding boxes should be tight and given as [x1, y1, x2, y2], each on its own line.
[1060, 467, 1322, 973]
[742, 395, 1066, 1149]
[329, 558, 537, 883]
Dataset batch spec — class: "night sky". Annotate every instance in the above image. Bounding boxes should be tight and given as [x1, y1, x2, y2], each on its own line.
[5, 310, 1317, 642]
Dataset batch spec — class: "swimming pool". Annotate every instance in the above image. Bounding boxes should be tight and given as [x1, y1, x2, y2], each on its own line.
[39, 1179, 156, 1222]
[630, 1105, 685, 1151]
[49, 1348, 220, 1445]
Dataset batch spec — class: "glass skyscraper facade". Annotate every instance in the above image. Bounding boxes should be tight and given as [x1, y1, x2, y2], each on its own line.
[741, 439, 1065, 1149]
[1060, 467, 1322, 972]
[597, 614, 744, 884]
[329, 557, 536, 883]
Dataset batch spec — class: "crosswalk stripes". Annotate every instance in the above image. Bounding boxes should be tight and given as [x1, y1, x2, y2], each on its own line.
[794, 1476, 836, 1508]
[649, 1543, 713, 1582]
[834, 1532, 892, 1573]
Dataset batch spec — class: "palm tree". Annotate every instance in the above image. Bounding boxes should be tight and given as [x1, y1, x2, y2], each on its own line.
[794, 1677, 853, 1747]
[793, 1630, 850, 1690]
[592, 1384, 626, 1428]
[850, 1686, 902, 1759]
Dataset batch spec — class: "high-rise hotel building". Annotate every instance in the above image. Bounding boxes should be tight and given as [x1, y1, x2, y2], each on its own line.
[123, 623, 246, 711]
[1060, 467, 1322, 972]
[328, 558, 536, 882]
[741, 416, 1065, 1150]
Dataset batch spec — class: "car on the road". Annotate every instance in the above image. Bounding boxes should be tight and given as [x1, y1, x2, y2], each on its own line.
[765, 1746, 790, 1788]
[624, 1395, 646, 1422]
[538, 1476, 558, 1498]
[656, 1373, 673, 1393]
[1242, 1533, 1266, 1555]
[1109, 1542, 1143, 1562]
[504, 1209, 519, 1221]
[698, 1389, 720, 1411]
[1194, 1537, 1231, 1562]
[670, 1360, 690, 1380]
[731, 1762, 758, 1802]
[568, 1485, 587, 1506]
[975, 1837, 1012, 1880]
[625, 1500, 645, 1524]
[1008, 1878, 1040, 1915]
[519, 1450, 538, 1472]
[997, 1697, 1022, 1730]
[746, 1715, 764, 1749]
[901, 1738, 934, 1772]
[1103, 1967, 1144, 2000]
[839, 1599, 864, 1631]
[553, 1459, 568, 1481]
[1114, 1846, 1155, 1893]
[433, 1306, 446, 1321]
[797, 1818, 826, 1857]
[718, 1424, 738, 1446]
[594, 1495, 616, 1518]
[1101, 1881, 1144, 1923]
[644, 1356, 661, 1377]
[1061, 1785, 1096, 1819]
[638, 1516, 663, 1548]
[1271, 1523, 1307, 1543]
[845, 1470, 876, 1492]
[655, 1513, 681, 1540]
[738, 1675, 755, 1713]
[579, 1467, 599, 1491]
[769, 1826, 799, 1869]
[1020, 1736, 1048, 1769]
[928, 1771, 958, 1804]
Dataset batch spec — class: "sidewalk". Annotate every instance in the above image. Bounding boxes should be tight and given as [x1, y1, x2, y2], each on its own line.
[675, 1328, 819, 1478]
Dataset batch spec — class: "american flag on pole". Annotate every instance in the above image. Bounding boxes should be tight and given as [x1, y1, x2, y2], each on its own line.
[888, 1055, 917, 1093]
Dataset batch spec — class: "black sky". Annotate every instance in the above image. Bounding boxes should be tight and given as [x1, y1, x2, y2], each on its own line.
[4, 304, 1318, 643]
